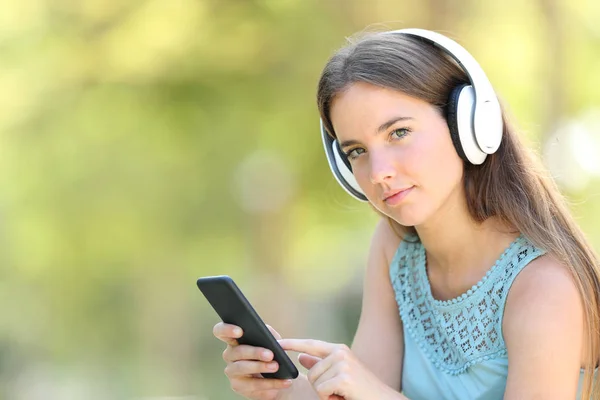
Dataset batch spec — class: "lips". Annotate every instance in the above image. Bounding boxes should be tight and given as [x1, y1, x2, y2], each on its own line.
[383, 186, 414, 205]
[383, 187, 412, 201]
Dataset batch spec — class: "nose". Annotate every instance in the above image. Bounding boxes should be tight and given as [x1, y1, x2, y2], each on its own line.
[369, 150, 396, 184]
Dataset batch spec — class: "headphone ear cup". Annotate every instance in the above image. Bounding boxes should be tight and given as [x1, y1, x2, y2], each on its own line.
[447, 84, 469, 162]
[447, 84, 487, 165]
[331, 140, 366, 200]
[320, 119, 368, 202]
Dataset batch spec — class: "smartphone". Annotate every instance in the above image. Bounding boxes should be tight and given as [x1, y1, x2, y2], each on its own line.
[196, 275, 299, 379]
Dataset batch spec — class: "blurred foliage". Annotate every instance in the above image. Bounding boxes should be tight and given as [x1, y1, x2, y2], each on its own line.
[0, 0, 599, 398]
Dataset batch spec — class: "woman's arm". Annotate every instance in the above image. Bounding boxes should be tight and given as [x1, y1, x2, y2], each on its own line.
[351, 218, 405, 390]
[282, 218, 405, 400]
[503, 255, 585, 399]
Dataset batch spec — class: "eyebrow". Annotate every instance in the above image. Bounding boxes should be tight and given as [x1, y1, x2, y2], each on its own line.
[339, 116, 414, 150]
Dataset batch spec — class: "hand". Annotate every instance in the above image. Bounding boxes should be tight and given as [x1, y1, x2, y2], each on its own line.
[279, 339, 392, 400]
[213, 322, 293, 400]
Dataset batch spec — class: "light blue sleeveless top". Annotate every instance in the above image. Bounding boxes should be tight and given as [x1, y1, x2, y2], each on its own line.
[389, 234, 589, 399]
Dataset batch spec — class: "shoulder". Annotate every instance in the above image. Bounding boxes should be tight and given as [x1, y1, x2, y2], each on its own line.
[502, 254, 585, 396]
[504, 254, 582, 327]
[369, 218, 405, 267]
[503, 254, 584, 364]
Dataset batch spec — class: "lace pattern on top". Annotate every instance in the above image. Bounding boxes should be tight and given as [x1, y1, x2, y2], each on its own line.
[390, 235, 545, 375]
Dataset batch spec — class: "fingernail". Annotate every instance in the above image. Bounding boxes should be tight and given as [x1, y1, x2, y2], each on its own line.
[233, 327, 242, 336]
[267, 362, 278, 370]
[261, 350, 272, 361]
[283, 379, 292, 386]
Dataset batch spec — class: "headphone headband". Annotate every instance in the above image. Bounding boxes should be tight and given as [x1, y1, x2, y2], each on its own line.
[392, 29, 502, 153]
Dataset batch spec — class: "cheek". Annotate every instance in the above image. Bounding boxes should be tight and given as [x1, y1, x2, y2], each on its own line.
[418, 133, 464, 192]
[348, 160, 383, 204]
[352, 164, 373, 192]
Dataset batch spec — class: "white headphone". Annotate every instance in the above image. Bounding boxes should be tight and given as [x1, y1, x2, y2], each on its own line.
[320, 28, 503, 202]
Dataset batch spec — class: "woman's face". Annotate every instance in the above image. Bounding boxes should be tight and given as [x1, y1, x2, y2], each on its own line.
[329, 82, 464, 227]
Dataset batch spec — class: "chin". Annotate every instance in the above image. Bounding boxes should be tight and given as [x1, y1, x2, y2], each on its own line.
[390, 214, 423, 227]
[373, 202, 428, 227]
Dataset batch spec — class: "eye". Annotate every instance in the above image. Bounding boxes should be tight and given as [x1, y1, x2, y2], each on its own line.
[343, 127, 410, 161]
[345, 147, 365, 160]
[390, 127, 410, 140]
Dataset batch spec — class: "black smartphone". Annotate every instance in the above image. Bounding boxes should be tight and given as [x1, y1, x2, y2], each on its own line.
[196, 275, 299, 379]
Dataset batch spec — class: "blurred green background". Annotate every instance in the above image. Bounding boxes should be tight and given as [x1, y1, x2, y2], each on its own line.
[1, 0, 599, 399]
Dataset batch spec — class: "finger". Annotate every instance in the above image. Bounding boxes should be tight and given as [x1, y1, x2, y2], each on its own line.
[213, 323, 243, 345]
[278, 339, 339, 358]
[213, 322, 243, 339]
[314, 375, 346, 400]
[306, 355, 334, 386]
[298, 353, 321, 370]
[266, 324, 281, 340]
[223, 344, 275, 363]
[221, 337, 239, 347]
[225, 360, 280, 377]
[312, 362, 340, 389]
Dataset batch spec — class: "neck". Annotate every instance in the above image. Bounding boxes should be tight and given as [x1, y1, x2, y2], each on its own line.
[415, 188, 517, 275]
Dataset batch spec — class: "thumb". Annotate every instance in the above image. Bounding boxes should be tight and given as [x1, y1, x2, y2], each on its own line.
[298, 353, 321, 370]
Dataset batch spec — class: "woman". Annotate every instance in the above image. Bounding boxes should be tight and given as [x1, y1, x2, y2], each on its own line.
[213, 28, 600, 399]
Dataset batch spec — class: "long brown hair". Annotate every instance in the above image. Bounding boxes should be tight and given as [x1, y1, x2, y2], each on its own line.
[317, 30, 600, 398]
